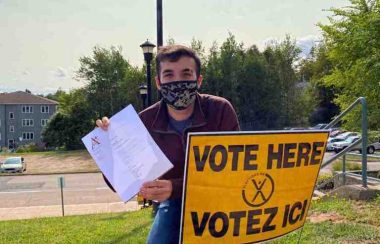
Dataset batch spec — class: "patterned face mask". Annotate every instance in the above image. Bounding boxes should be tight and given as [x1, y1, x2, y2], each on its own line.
[159, 80, 198, 110]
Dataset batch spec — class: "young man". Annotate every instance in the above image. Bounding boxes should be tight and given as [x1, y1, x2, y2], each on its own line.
[97, 45, 239, 244]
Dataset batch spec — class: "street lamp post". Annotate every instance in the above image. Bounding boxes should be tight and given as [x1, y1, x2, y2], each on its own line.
[140, 40, 156, 107]
[139, 84, 148, 109]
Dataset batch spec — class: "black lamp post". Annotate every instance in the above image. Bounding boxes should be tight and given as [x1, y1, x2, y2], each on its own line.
[139, 84, 148, 109]
[140, 40, 156, 107]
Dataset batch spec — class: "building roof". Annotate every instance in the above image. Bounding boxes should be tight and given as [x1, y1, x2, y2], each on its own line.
[0, 91, 59, 105]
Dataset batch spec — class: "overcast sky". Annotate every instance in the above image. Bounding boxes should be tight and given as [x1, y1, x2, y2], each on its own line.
[0, 0, 349, 94]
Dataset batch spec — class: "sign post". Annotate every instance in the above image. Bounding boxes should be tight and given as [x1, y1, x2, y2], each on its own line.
[180, 131, 329, 244]
[58, 176, 65, 217]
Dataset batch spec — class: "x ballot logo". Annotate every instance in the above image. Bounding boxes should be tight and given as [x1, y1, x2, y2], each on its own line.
[91, 136, 100, 150]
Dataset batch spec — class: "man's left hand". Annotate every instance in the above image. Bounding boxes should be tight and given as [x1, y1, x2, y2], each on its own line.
[139, 180, 172, 202]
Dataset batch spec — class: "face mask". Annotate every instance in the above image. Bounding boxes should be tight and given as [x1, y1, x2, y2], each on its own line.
[159, 80, 198, 110]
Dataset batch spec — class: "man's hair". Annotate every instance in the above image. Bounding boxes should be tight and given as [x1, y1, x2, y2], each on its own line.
[155, 45, 201, 79]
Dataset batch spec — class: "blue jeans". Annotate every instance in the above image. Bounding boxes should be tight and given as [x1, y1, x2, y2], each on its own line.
[147, 199, 182, 244]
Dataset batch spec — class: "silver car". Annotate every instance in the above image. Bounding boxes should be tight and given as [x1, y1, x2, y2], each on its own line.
[0, 157, 26, 173]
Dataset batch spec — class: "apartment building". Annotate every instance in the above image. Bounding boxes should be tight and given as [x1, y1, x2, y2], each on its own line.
[0, 91, 58, 149]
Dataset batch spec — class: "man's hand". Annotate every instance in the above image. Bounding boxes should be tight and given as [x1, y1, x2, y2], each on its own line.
[140, 180, 172, 202]
[96, 117, 110, 131]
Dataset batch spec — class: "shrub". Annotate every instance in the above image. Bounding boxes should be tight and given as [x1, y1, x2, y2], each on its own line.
[15, 143, 44, 153]
[332, 161, 362, 172]
[316, 173, 334, 189]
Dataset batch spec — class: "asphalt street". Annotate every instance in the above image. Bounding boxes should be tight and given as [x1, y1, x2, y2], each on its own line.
[0, 173, 126, 208]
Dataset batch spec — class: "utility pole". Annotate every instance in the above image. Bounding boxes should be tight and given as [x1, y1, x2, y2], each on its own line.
[157, 0, 163, 47]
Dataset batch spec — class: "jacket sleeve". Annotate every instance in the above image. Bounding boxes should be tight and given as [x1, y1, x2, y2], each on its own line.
[220, 100, 240, 131]
[169, 178, 183, 200]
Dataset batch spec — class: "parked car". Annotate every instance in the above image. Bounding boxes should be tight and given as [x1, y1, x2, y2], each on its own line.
[310, 123, 328, 129]
[367, 140, 380, 154]
[334, 131, 359, 140]
[329, 129, 345, 137]
[351, 137, 380, 154]
[332, 136, 361, 153]
[326, 137, 345, 151]
[0, 157, 26, 173]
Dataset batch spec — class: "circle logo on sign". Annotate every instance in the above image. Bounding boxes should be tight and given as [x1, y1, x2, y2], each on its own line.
[242, 173, 274, 207]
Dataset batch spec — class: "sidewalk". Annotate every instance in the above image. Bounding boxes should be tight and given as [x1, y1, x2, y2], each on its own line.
[0, 201, 139, 221]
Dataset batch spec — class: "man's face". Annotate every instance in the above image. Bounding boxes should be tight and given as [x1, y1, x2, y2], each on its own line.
[155, 56, 202, 88]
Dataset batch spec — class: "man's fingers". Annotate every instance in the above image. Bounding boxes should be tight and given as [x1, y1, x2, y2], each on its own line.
[95, 117, 109, 131]
[102, 117, 110, 126]
[140, 180, 172, 202]
[142, 180, 169, 188]
[95, 119, 103, 128]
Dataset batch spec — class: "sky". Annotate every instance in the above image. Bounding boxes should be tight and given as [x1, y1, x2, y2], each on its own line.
[0, 0, 349, 94]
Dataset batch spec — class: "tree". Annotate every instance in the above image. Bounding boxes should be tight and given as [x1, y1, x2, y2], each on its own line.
[319, 0, 380, 130]
[203, 34, 313, 130]
[42, 88, 95, 150]
[76, 46, 144, 118]
[298, 43, 340, 125]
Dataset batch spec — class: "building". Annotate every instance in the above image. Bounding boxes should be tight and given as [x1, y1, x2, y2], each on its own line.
[0, 91, 58, 149]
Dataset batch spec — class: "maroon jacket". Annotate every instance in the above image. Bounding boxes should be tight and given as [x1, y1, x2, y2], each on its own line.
[139, 93, 240, 200]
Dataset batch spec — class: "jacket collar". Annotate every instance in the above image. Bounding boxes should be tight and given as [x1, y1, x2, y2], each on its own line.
[151, 93, 207, 132]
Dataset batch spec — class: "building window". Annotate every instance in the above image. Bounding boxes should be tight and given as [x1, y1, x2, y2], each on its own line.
[41, 106, 49, 113]
[22, 132, 34, 140]
[22, 119, 34, 127]
[41, 119, 48, 126]
[10, 125, 14, 132]
[22, 105, 33, 113]
[9, 112, 14, 119]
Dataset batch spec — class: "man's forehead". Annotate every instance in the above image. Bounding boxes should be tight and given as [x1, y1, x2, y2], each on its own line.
[160, 56, 196, 71]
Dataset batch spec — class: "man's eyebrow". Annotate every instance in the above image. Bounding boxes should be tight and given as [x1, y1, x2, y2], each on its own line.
[182, 68, 194, 73]
[162, 69, 173, 74]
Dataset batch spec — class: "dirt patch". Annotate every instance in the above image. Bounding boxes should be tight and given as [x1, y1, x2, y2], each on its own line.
[0, 151, 99, 174]
[308, 212, 345, 223]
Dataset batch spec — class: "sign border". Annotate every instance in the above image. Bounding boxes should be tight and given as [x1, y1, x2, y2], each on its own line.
[180, 130, 329, 244]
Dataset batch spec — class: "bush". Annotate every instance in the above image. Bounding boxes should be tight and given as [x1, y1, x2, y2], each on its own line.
[15, 143, 44, 153]
[332, 161, 362, 172]
[368, 130, 380, 143]
[316, 173, 334, 190]
[317, 173, 334, 185]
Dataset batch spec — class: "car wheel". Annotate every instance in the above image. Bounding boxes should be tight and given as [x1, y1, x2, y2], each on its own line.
[367, 146, 375, 154]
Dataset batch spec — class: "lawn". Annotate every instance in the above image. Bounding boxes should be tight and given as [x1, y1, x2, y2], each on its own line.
[0, 150, 99, 174]
[0, 197, 379, 243]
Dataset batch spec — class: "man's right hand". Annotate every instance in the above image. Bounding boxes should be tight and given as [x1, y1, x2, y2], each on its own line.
[96, 117, 110, 131]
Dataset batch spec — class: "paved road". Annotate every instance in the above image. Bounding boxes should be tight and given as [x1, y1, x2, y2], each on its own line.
[0, 173, 130, 208]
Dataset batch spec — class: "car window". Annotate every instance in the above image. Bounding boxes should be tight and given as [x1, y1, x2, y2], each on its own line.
[4, 158, 21, 164]
[347, 137, 358, 143]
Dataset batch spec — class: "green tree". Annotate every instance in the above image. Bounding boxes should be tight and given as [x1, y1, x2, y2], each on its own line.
[203, 34, 312, 130]
[76, 46, 144, 117]
[298, 43, 340, 125]
[42, 89, 95, 150]
[319, 0, 380, 130]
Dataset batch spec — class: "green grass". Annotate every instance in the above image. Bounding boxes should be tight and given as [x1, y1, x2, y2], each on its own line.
[0, 198, 379, 243]
[332, 161, 362, 172]
[0, 209, 153, 244]
[345, 153, 380, 162]
[272, 197, 380, 243]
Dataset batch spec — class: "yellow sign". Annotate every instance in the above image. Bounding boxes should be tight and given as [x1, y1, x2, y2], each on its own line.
[180, 131, 329, 244]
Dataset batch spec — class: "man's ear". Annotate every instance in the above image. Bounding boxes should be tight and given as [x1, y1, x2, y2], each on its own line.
[155, 76, 161, 90]
[197, 75, 203, 89]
